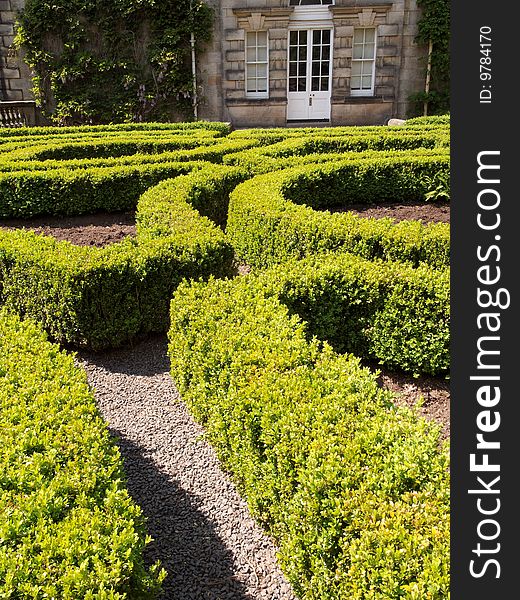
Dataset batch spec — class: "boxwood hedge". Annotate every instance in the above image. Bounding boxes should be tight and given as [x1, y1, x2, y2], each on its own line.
[0, 169, 237, 349]
[168, 263, 450, 600]
[0, 309, 164, 598]
[227, 155, 450, 269]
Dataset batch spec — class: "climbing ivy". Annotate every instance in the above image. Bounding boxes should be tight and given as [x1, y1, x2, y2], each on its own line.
[412, 0, 450, 115]
[14, 0, 213, 124]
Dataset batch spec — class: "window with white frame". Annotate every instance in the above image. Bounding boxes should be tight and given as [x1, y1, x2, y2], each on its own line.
[289, 0, 333, 5]
[351, 28, 376, 96]
[246, 31, 269, 98]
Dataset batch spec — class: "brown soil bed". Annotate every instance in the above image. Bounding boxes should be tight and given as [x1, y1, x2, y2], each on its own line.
[0, 211, 136, 247]
[364, 361, 450, 440]
[330, 201, 450, 224]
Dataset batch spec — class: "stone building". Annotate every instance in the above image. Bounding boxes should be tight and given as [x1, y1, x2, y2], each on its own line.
[0, 0, 428, 127]
[199, 0, 427, 126]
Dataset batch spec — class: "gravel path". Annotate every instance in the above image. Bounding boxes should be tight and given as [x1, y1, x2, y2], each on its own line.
[77, 335, 296, 600]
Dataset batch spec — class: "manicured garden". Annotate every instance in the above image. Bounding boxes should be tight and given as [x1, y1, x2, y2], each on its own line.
[0, 116, 450, 598]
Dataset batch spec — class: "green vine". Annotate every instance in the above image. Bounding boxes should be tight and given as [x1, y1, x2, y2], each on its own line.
[412, 0, 450, 115]
[14, 0, 213, 124]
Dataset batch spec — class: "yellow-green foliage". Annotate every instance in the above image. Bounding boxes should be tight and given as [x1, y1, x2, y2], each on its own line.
[228, 156, 450, 269]
[0, 173, 234, 349]
[0, 309, 164, 597]
[1, 118, 451, 597]
[168, 265, 450, 599]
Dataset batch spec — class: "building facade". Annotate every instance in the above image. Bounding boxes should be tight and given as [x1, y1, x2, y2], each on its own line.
[1, 0, 427, 127]
[200, 0, 427, 126]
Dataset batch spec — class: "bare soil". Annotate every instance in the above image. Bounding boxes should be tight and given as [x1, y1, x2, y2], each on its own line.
[364, 361, 450, 440]
[331, 201, 450, 224]
[0, 211, 136, 247]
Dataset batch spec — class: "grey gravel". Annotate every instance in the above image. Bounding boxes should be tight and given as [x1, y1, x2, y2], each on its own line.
[77, 335, 297, 600]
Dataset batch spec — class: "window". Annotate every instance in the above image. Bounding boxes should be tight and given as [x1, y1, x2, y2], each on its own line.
[351, 28, 376, 96]
[246, 31, 269, 98]
[289, 0, 333, 5]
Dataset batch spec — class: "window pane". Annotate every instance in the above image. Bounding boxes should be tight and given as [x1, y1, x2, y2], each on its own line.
[311, 77, 320, 91]
[351, 75, 361, 89]
[322, 46, 330, 61]
[299, 46, 307, 61]
[290, 31, 298, 45]
[353, 44, 364, 59]
[321, 77, 329, 91]
[354, 29, 364, 44]
[313, 30, 321, 44]
[289, 62, 297, 77]
[351, 62, 362, 76]
[321, 61, 329, 76]
[362, 75, 372, 89]
[257, 46, 268, 61]
[247, 47, 256, 62]
[246, 32, 256, 47]
[312, 46, 320, 60]
[290, 47, 297, 61]
[312, 62, 320, 76]
[322, 30, 330, 44]
[365, 28, 375, 43]
[299, 30, 307, 44]
[257, 63, 267, 78]
[289, 78, 297, 92]
[247, 78, 257, 92]
[258, 31, 268, 46]
[364, 44, 375, 59]
[257, 78, 268, 92]
[300, 62, 307, 76]
[361, 61, 373, 76]
[298, 77, 306, 91]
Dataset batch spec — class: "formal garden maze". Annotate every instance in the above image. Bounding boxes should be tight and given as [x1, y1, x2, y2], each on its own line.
[0, 115, 450, 599]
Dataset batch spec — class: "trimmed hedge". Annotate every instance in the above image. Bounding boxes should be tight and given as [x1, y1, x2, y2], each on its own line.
[0, 139, 259, 173]
[263, 252, 449, 375]
[0, 171, 235, 350]
[227, 156, 450, 269]
[223, 145, 449, 175]
[0, 309, 164, 598]
[168, 266, 450, 600]
[0, 161, 204, 217]
[0, 120, 231, 139]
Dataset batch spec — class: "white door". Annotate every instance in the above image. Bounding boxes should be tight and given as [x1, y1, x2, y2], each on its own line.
[287, 29, 332, 121]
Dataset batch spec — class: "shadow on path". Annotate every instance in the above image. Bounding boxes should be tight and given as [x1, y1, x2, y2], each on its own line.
[113, 432, 252, 600]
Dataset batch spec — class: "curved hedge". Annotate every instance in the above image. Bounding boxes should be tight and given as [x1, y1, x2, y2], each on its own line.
[263, 252, 449, 375]
[0, 309, 164, 598]
[227, 155, 450, 269]
[168, 260, 450, 600]
[0, 168, 237, 349]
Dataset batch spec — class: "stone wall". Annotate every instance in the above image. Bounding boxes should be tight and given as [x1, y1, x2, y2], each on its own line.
[199, 0, 428, 126]
[0, 0, 33, 102]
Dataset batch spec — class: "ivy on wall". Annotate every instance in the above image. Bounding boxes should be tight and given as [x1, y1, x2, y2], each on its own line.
[14, 0, 213, 124]
[413, 0, 450, 115]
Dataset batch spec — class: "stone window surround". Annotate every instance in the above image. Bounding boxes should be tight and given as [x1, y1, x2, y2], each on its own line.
[226, 3, 396, 106]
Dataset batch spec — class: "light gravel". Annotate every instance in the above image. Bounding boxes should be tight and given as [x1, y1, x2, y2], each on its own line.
[77, 335, 296, 600]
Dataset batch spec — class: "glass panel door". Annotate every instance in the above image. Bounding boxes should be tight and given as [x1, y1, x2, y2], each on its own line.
[287, 28, 332, 120]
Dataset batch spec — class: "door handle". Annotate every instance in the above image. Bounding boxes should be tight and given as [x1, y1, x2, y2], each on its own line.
[309, 96, 313, 106]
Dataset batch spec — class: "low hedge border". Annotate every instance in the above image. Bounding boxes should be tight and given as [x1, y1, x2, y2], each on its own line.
[0, 140, 260, 173]
[0, 135, 221, 163]
[0, 168, 238, 350]
[0, 120, 231, 140]
[0, 160, 206, 217]
[223, 145, 449, 175]
[263, 252, 449, 375]
[0, 309, 164, 598]
[167, 265, 450, 599]
[227, 156, 450, 269]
